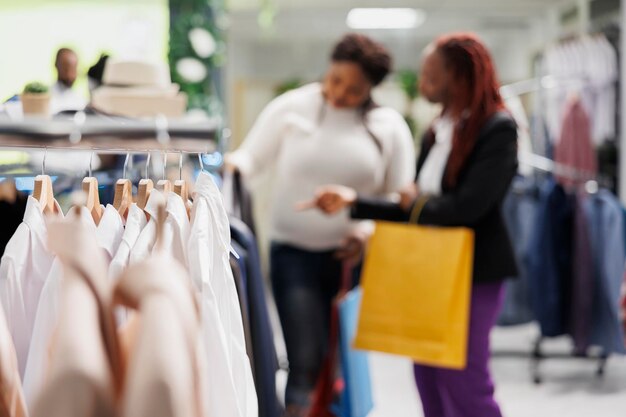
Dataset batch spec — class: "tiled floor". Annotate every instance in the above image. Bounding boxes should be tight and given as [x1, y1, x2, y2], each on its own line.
[368, 324, 626, 417]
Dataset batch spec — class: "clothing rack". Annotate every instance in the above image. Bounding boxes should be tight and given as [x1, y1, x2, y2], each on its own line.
[0, 113, 221, 153]
[519, 151, 612, 190]
[496, 151, 614, 384]
[499, 75, 590, 100]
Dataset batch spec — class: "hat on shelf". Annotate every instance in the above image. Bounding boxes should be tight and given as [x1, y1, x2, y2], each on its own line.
[91, 59, 187, 118]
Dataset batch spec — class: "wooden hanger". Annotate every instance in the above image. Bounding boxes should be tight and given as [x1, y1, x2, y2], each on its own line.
[174, 153, 191, 217]
[174, 179, 192, 219]
[82, 177, 103, 225]
[113, 154, 134, 219]
[156, 179, 171, 194]
[33, 150, 57, 214]
[82, 153, 103, 224]
[137, 179, 153, 211]
[33, 175, 56, 214]
[113, 179, 133, 218]
[137, 152, 154, 211]
[173, 180, 188, 201]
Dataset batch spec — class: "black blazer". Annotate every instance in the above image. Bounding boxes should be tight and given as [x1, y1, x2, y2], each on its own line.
[352, 111, 519, 283]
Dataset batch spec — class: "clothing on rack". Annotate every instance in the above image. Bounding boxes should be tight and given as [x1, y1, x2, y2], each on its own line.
[585, 191, 626, 354]
[554, 97, 597, 187]
[229, 218, 280, 417]
[498, 176, 538, 326]
[527, 177, 574, 338]
[23, 204, 122, 407]
[0, 305, 26, 417]
[0, 196, 63, 377]
[0, 163, 261, 417]
[570, 190, 595, 353]
[31, 215, 122, 417]
[501, 169, 626, 355]
[542, 34, 618, 145]
[188, 171, 258, 417]
[115, 253, 205, 417]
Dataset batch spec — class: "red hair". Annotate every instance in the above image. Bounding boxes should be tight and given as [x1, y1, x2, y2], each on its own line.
[432, 33, 505, 188]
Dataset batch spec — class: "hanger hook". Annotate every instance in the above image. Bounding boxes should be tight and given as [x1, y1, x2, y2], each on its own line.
[198, 153, 204, 173]
[42, 148, 47, 175]
[179, 152, 183, 181]
[88, 151, 94, 177]
[162, 152, 167, 181]
[123, 153, 131, 180]
[145, 152, 151, 179]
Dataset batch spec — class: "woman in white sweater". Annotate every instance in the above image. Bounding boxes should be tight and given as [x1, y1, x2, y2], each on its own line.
[226, 33, 415, 417]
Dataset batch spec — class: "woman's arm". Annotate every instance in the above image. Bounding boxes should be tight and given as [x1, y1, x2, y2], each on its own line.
[225, 91, 294, 177]
[313, 120, 517, 226]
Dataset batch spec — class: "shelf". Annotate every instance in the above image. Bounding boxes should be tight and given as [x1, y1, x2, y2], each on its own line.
[0, 114, 220, 153]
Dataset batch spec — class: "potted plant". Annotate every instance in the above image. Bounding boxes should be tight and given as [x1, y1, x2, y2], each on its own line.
[21, 82, 50, 116]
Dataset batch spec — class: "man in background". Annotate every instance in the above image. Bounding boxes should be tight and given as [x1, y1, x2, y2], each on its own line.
[51, 47, 86, 113]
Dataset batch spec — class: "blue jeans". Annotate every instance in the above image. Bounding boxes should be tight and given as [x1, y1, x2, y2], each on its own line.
[271, 242, 342, 408]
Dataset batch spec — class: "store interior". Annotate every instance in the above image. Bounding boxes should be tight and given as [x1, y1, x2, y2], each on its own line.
[0, 1, 625, 417]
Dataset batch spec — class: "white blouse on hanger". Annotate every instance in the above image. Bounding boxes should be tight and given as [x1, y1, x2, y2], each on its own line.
[23, 205, 123, 407]
[160, 192, 190, 267]
[109, 203, 147, 282]
[130, 190, 164, 265]
[188, 171, 258, 417]
[0, 196, 63, 378]
[31, 216, 119, 417]
[116, 254, 205, 417]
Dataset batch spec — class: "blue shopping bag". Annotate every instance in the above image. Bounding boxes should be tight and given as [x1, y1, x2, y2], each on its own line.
[337, 287, 374, 417]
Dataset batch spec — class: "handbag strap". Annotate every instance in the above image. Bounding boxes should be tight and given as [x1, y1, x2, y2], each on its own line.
[409, 195, 430, 224]
[340, 261, 353, 294]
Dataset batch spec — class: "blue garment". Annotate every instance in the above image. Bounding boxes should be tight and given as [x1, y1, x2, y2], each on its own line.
[230, 218, 280, 417]
[231, 240, 250, 320]
[584, 191, 626, 354]
[527, 177, 574, 337]
[335, 288, 373, 417]
[570, 191, 595, 353]
[498, 175, 539, 326]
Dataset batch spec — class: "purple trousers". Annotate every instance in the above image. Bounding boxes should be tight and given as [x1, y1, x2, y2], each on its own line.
[413, 282, 504, 417]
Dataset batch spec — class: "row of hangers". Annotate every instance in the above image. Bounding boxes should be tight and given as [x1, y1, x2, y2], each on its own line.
[32, 149, 205, 224]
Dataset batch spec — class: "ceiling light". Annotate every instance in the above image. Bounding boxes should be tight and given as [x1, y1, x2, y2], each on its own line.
[346, 8, 426, 30]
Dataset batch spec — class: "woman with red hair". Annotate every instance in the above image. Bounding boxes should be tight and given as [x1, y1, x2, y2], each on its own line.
[311, 33, 518, 416]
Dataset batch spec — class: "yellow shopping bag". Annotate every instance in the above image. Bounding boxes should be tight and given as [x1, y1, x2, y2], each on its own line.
[353, 221, 474, 370]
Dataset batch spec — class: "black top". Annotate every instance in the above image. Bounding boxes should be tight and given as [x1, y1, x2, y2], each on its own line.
[352, 111, 519, 283]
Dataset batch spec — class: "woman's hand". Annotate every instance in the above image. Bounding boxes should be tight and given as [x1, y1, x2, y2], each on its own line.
[315, 185, 357, 214]
[399, 183, 419, 211]
[295, 185, 357, 215]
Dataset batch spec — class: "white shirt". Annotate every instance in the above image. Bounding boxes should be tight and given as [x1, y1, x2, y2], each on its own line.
[0, 295, 27, 417]
[116, 255, 205, 417]
[418, 115, 455, 196]
[50, 81, 87, 114]
[23, 205, 122, 408]
[229, 83, 415, 250]
[109, 203, 147, 282]
[130, 190, 163, 265]
[188, 172, 257, 417]
[0, 196, 62, 378]
[160, 192, 190, 267]
[31, 215, 117, 417]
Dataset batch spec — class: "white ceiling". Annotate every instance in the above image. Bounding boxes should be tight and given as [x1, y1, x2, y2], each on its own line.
[228, 0, 569, 14]
[226, 0, 577, 41]
[225, 0, 579, 83]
